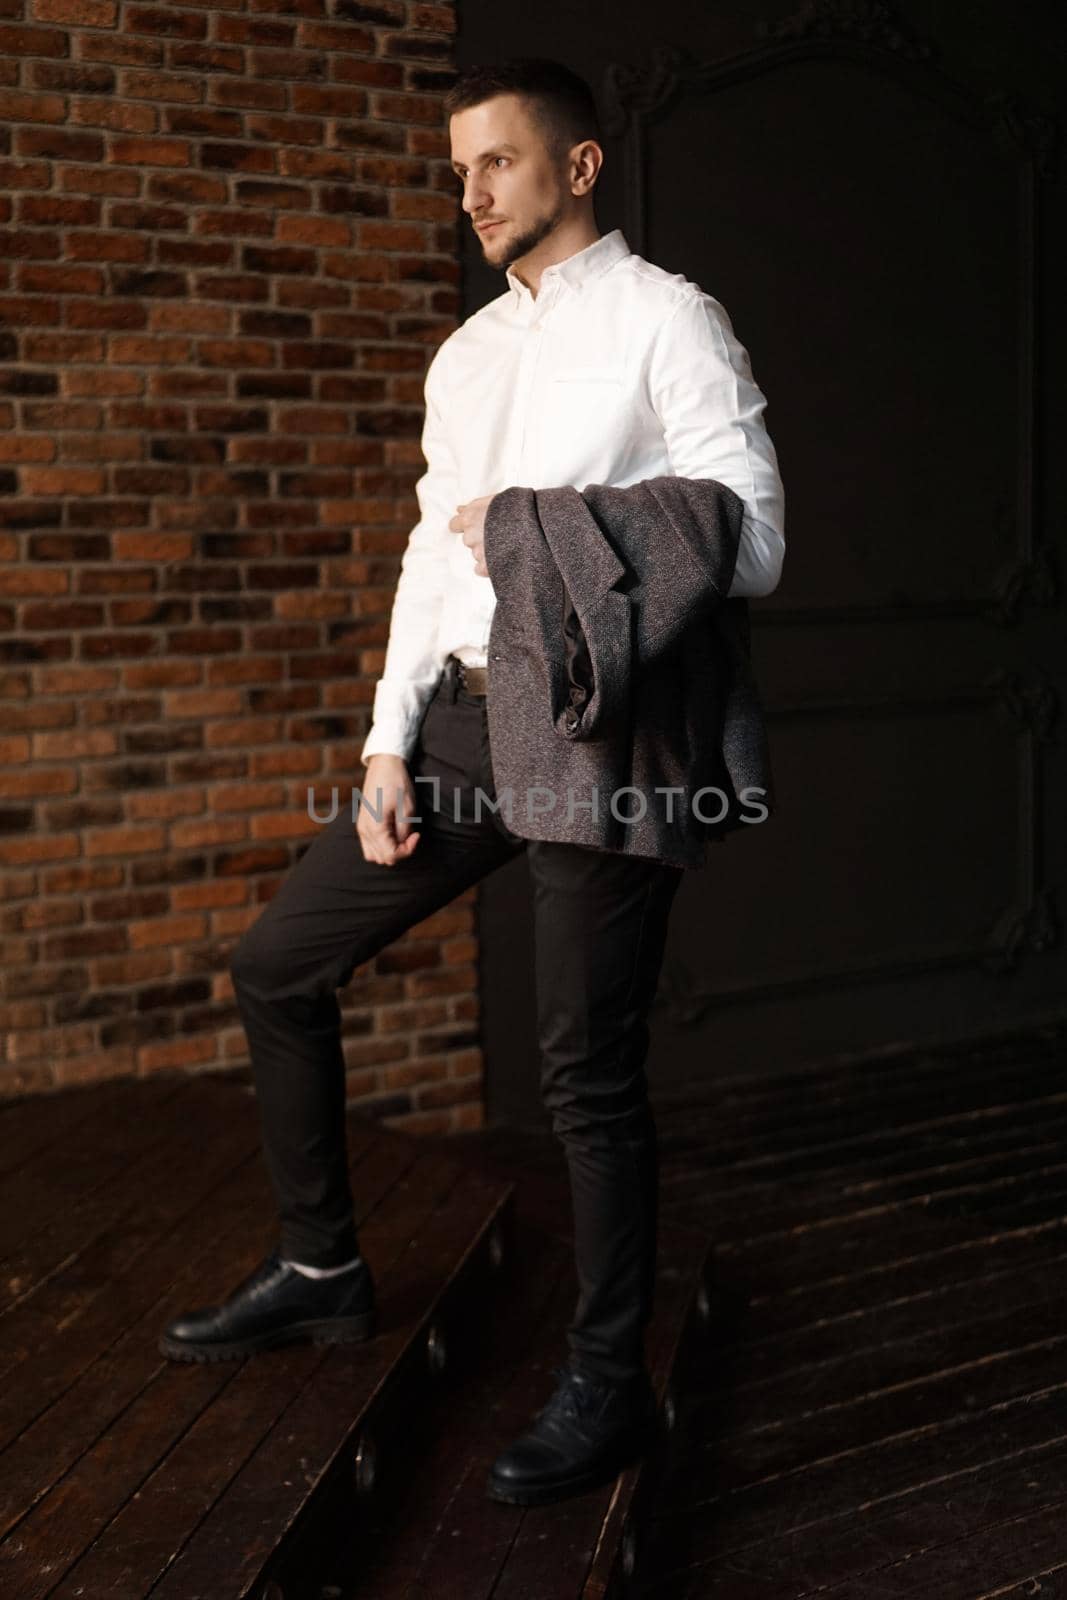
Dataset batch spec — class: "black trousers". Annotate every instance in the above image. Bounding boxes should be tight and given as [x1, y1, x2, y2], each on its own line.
[230, 657, 684, 1383]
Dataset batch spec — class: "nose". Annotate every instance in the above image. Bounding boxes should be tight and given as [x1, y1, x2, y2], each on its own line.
[461, 178, 492, 215]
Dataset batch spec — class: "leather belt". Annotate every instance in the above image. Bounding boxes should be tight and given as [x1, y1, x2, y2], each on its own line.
[449, 654, 488, 697]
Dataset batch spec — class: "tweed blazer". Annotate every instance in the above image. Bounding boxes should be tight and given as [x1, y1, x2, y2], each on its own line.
[481, 475, 777, 869]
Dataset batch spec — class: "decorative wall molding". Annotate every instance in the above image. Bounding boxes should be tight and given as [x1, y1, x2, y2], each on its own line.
[602, 15, 1057, 630]
[603, 10, 1060, 1012]
[758, 0, 936, 60]
[655, 668, 1061, 1024]
[985, 86, 1057, 178]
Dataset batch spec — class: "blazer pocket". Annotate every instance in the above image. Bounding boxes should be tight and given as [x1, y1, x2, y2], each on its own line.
[554, 586, 632, 741]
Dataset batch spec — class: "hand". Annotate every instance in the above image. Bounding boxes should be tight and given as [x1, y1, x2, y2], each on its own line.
[357, 754, 421, 866]
[449, 494, 494, 578]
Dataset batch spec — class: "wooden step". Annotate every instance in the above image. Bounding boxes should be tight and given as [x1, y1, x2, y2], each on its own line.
[307, 1138, 711, 1600]
[582, 1240, 713, 1599]
[0, 1071, 513, 1600]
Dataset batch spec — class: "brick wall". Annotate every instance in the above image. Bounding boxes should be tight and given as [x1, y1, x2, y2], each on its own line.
[0, 0, 485, 1130]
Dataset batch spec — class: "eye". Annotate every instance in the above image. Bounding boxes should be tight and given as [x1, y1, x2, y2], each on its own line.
[454, 157, 509, 181]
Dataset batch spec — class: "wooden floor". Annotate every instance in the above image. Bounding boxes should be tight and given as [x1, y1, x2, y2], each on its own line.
[312, 1178, 700, 1600]
[424, 1017, 1067, 1598]
[2, 1015, 1067, 1598]
[0, 1072, 520, 1600]
[0, 1067, 701, 1600]
[311, 1124, 703, 1600]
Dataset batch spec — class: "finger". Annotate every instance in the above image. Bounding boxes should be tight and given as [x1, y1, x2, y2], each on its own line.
[381, 833, 417, 866]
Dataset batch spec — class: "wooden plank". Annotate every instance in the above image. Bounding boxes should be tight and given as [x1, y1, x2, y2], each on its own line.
[675, 1291, 1067, 1482]
[138, 1162, 511, 1600]
[669, 1485, 1067, 1600]
[0, 1074, 261, 1319]
[642, 1416, 1067, 1595]
[579, 1231, 708, 1599]
[649, 1025, 1067, 1117]
[659, 1069, 1067, 1197]
[648, 1378, 1067, 1564]
[634, 1038, 1067, 1595]
[330, 1212, 702, 1600]
[0, 1073, 196, 1257]
[661, 1090, 1067, 1208]
[0, 1115, 419, 1596]
[0, 1074, 191, 1182]
[0, 1101, 377, 1446]
[713, 1240, 1067, 1385]
[407, 1237, 599, 1598]
[672, 1151, 1067, 1296]
[981, 1570, 1067, 1600]
[319, 1221, 576, 1599]
[697, 1216, 1067, 1348]
[5, 1032, 1065, 1597]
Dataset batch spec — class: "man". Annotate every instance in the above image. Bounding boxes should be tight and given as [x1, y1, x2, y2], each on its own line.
[160, 56, 785, 1508]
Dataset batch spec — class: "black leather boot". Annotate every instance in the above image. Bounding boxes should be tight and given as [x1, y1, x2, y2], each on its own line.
[158, 1247, 376, 1362]
[486, 1363, 660, 1506]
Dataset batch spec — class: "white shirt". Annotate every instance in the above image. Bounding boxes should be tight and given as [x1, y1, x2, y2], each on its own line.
[360, 227, 785, 764]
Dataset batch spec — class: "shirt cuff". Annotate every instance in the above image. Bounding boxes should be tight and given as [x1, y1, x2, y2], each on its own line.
[727, 514, 785, 599]
[359, 723, 417, 765]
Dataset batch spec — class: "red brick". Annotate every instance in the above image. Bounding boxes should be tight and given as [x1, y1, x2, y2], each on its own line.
[124, 6, 206, 41]
[0, 90, 66, 123]
[139, 1034, 217, 1073]
[0, 833, 80, 867]
[33, 0, 117, 24]
[451, 1101, 486, 1132]
[119, 790, 198, 826]
[72, 100, 158, 134]
[85, 823, 167, 858]
[91, 950, 169, 984]
[0, 5, 469, 1113]
[1, 768, 77, 798]
[169, 817, 247, 850]
[128, 911, 205, 949]
[409, 4, 456, 32]
[172, 880, 247, 911]
[0, 26, 68, 58]
[56, 1045, 137, 1087]
[109, 136, 191, 167]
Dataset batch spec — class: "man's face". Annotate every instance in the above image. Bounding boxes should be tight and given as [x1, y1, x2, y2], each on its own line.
[450, 94, 571, 269]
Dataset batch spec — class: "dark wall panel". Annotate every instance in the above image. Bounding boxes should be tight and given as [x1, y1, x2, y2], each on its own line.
[458, 3, 1066, 1125]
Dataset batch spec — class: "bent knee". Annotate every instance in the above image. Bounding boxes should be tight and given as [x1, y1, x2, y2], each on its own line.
[230, 917, 287, 996]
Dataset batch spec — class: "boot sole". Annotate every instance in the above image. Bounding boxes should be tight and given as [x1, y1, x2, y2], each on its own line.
[158, 1307, 377, 1363]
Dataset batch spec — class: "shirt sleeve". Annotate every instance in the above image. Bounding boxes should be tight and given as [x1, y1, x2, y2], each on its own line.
[647, 289, 786, 599]
[359, 342, 460, 764]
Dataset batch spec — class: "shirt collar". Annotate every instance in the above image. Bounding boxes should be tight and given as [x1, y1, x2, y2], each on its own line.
[506, 228, 631, 304]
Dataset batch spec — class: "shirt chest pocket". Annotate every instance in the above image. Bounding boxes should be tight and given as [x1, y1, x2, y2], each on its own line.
[551, 366, 626, 385]
[537, 365, 634, 480]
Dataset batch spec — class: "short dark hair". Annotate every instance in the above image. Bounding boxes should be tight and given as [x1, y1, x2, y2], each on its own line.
[442, 57, 602, 166]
